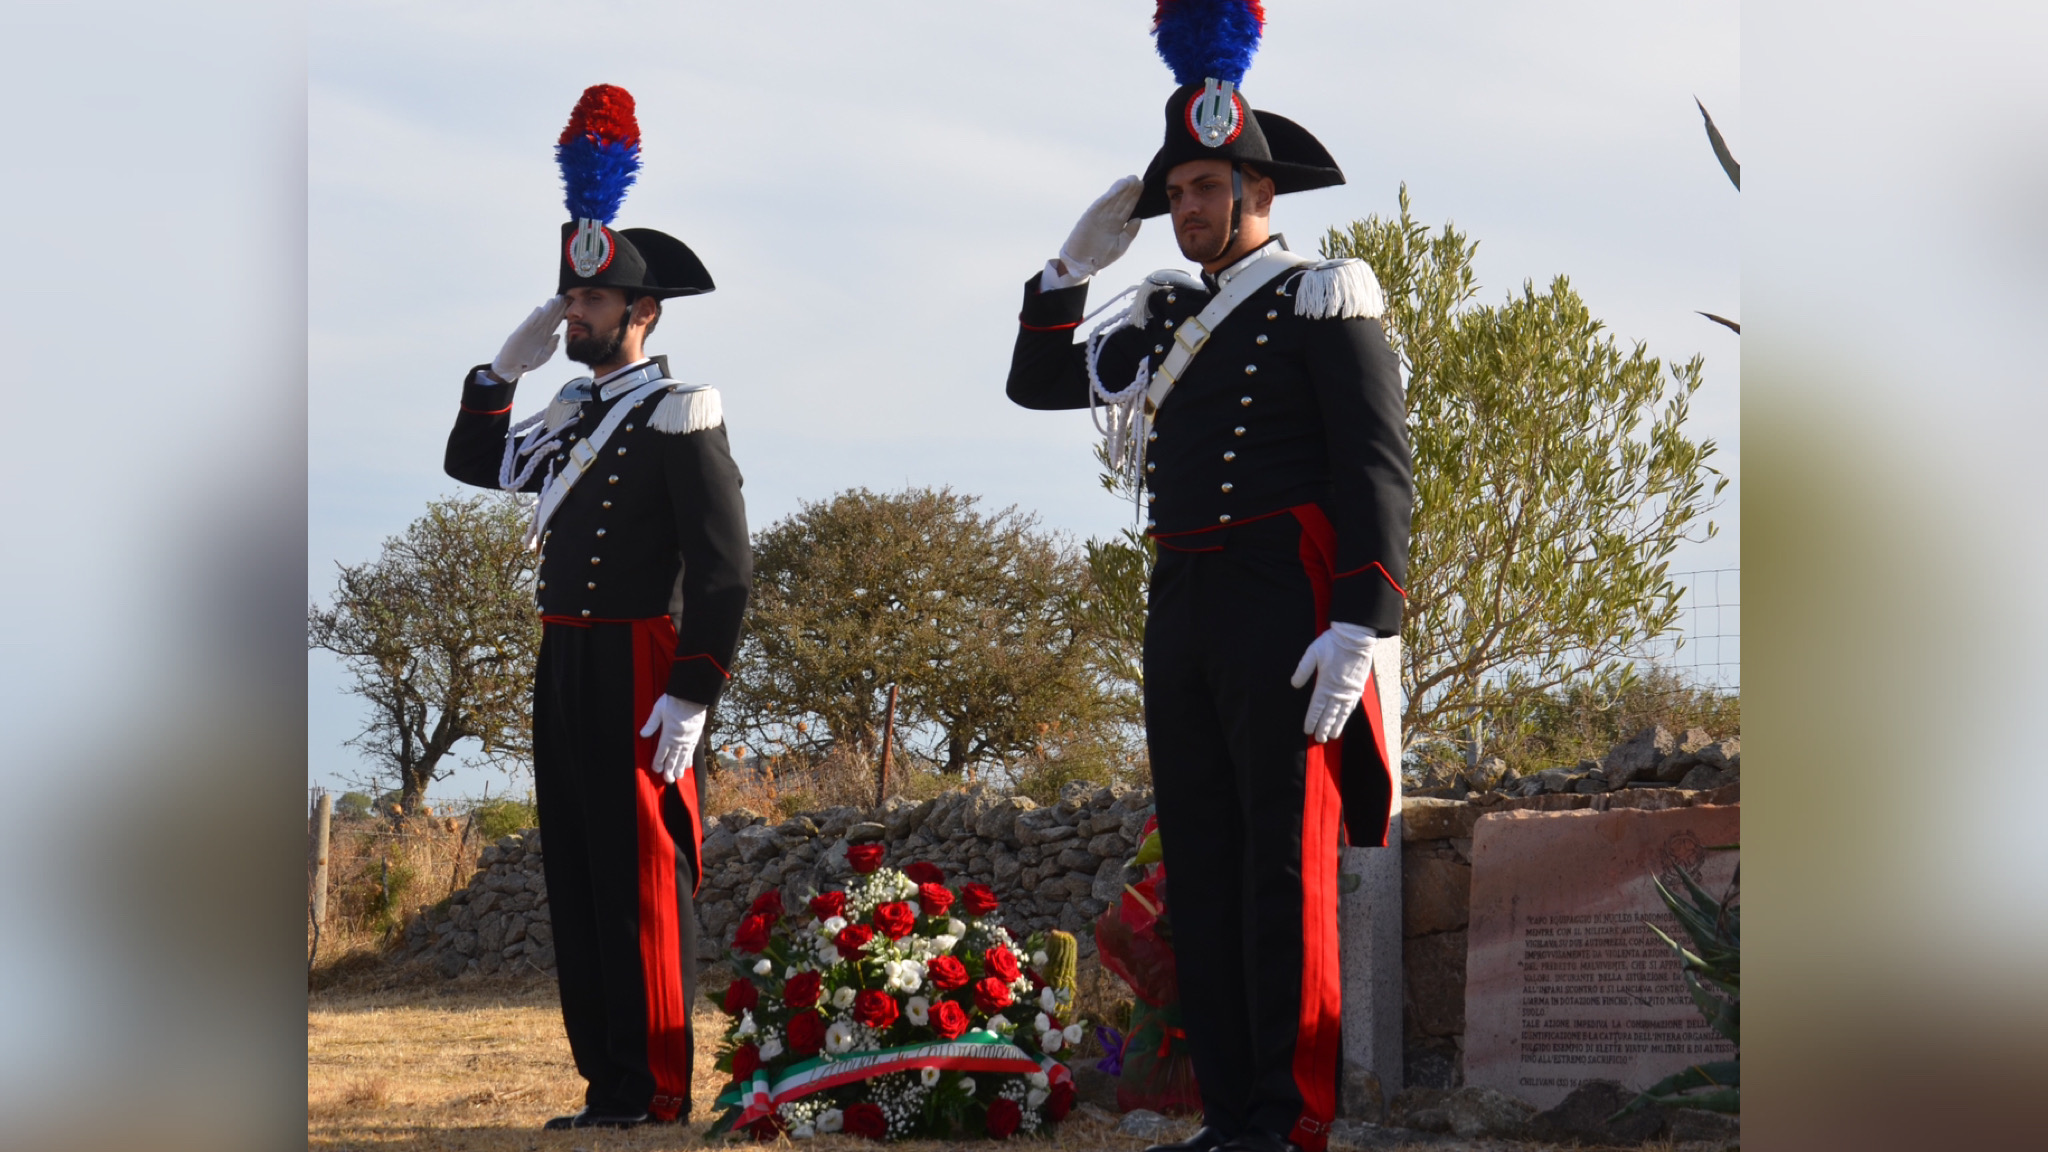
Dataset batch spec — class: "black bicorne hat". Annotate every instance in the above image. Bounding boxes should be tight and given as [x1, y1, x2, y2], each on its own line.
[556, 223, 714, 299]
[1133, 82, 1344, 219]
[553, 84, 715, 299]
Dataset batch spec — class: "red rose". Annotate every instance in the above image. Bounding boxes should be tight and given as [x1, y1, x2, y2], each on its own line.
[722, 978, 759, 1016]
[742, 1113, 783, 1141]
[834, 922, 876, 960]
[903, 861, 946, 885]
[730, 1041, 761, 1082]
[847, 843, 885, 873]
[873, 901, 917, 939]
[983, 946, 1020, 983]
[809, 891, 847, 921]
[786, 1009, 826, 1056]
[985, 1096, 1022, 1140]
[1046, 1080, 1076, 1121]
[782, 970, 821, 1010]
[748, 889, 785, 920]
[972, 976, 1013, 1013]
[853, 988, 900, 1029]
[925, 955, 970, 990]
[930, 998, 970, 1039]
[961, 883, 1000, 916]
[733, 913, 772, 954]
[916, 882, 954, 916]
[842, 1102, 887, 1140]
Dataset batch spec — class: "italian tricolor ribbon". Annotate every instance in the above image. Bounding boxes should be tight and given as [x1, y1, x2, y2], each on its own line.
[716, 1032, 1045, 1126]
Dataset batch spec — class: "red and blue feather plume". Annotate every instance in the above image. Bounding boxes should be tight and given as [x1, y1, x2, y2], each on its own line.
[556, 84, 641, 224]
[1152, 0, 1266, 87]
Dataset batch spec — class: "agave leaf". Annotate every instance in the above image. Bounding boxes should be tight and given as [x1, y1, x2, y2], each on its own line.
[1653, 875, 1731, 962]
[1696, 97, 1740, 189]
[1685, 971, 1740, 1046]
[1609, 1061, 1741, 1119]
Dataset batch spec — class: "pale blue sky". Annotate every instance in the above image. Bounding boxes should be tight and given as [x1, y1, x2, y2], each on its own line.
[309, 0, 1740, 804]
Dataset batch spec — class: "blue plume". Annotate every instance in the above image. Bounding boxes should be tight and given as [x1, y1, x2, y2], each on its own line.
[1152, 0, 1266, 87]
[557, 134, 639, 225]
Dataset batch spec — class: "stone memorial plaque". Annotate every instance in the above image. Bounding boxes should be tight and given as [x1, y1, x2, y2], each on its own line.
[1463, 804, 1738, 1109]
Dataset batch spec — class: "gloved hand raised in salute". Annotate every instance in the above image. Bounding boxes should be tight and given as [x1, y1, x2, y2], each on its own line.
[486, 295, 569, 383]
[1044, 175, 1144, 289]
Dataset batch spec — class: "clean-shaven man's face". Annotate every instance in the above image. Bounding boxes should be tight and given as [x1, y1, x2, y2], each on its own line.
[1164, 159, 1274, 266]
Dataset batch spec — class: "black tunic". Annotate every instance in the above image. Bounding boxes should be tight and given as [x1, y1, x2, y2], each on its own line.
[444, 359, 752, 705]
[1006, 258, 1412, 633]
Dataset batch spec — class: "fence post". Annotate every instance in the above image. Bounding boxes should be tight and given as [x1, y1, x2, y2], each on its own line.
[310, 790, 333, 928]
[876, 684, 899, 808]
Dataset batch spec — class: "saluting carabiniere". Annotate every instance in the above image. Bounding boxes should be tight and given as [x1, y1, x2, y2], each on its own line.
[1004, 6, 1413, 1152]
[443, 84, 751, 1132]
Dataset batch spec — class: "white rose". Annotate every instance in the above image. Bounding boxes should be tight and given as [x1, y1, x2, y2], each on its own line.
[1032, 950, 1049, 968]
[1041, 1029, 1064, 1053]
[753, 958, 773, 976]
[986, 1013, 1012, 1033]
[735, 1010, 758, 1037]
[1028, 1071, 1049, 1089]
[1063, 1022, 1085, 1044]
[823, 916, 849, 934]
[786, 966, 799, 979]
[826, 1021, 856, 1054]
[932, 934, 959, 953]
[1039, 987, 1059, 1013]
[792, 1124, 816, 1140]
[817, 1108, 844, 1134]
[833, 986, 857, 1009]
[1027, 1087, 1050, 1109]
[921, 1066, 941, 1087]
[1034, 1012, 1052, 1033]
[758, 1036, 784, 1059]
[946, 918, 967, 937]
[906, 995, 931, 1026]
[959, 1076, 977, 1096]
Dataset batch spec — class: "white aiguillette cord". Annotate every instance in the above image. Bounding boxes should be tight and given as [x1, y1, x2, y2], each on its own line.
[520, 373, 698, 548]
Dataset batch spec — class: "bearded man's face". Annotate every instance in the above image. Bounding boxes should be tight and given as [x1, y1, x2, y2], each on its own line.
[563, 288, 631, 366]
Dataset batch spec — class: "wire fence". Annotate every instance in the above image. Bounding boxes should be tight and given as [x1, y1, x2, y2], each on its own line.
[1634, 567, 1740, 691]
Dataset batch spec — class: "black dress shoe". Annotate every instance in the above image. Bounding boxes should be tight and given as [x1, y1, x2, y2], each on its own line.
[541, 1107, 652, 1130]
[1215, 1130, 1301, 1152]
[1146, 1125, 1231, 1152]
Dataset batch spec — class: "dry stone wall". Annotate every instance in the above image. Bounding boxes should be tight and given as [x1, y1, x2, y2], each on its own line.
[399, 780, 1154, 979]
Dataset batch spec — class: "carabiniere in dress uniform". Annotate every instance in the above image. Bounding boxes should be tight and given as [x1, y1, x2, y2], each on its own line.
[442, 84, 751, 1134]
[1003, 6, 1414, 1152]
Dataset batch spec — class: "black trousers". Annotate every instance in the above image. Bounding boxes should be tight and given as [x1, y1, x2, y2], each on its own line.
[533, 616, 707, 1120]
[1144, 509, 1393, 1152]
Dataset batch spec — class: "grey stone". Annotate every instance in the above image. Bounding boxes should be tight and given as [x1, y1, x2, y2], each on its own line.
[1387, 1088, 1450, 1132]
[487, 870, 528, 894]
[992, 854, 1022, 887]
[1340, 1067, 1387, 1124]
[1056, 846, 1100, 872]
[776, 816, 819, 840]
[502, 942, 526, 960]
[503, 917, 527, 946]
[815, 806, 861, 839]
[452, 930, 479, 957]
[1666, 1107, 1740, 1145]
[1600, 725, 1677, 789]
[1056, 780, 1097, 814]
[1573, 772, 1610, 794]
[1120, 809, 1153, 841]
[528, 920, 553, 948]
[1086, 832, 1126, 859]
[1116, 1110, 1179, 1140]
[1528, 1079, 1667, 1145]
[436, 949, 467, 979]
[478, 846, 502, 867]
[719, 808, 763, 832]
[845, 821, 887, 844]
[477, 916, 507, 954]
[1068, 1063, 1118, 1111]
[1402, 1036, 1460, 1091]
[479, 949, 504, 975]
[1079, 811, 1121, 837]
[1031, 823, 1079, 849]
[1534, 767, 1580, 793]
[734, 823, 780, 864]
[470, 890, 498, 916]
[1696, 737, 1740, 772]
[1442, 1085, 1535, 1138]
[699, 824, 737, 867]
[530, 944, 556, 970]
[1678, 764, 1733, 791]
[1401, 853, 1471, 936]
[974, 795, 1038, 843]
[1091, 858, 1134, 905]
[1403, 931, 1466, 1037]
[1401, 798, 1479, 842]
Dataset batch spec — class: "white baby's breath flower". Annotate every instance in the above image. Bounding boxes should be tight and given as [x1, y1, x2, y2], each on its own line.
[1027, 1087, 1049, 1109]
[735, 1010, 758, 1037]
[906, 996, 930, 1026]
[1028, 1071, 1049, 1089]
[822, 915, 849, 934]
[1039, 987, 1059, 1013]
[920, 1066, 941, 1088]
[825, 1021, 856, 1054]
[759, 1036, 785, 1059]
[833, 986, 857, 1009]
[753, 958, 773, 976]
[1032, 950, 1049, 968]
[1063, 1022, 1085, 1044]
[946, 918, 967, 936]
[1041, 1029, 1064, 1053]
[817, 1108, 844, 1133]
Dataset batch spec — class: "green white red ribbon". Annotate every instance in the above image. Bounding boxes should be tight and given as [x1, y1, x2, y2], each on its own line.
[716, 1031, 1046, 1126]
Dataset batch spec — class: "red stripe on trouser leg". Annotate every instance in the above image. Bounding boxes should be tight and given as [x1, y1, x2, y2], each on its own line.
[630, 618, 692, 1121]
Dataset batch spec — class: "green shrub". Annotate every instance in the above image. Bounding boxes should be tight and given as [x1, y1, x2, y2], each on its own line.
[470, 795, 540, 842]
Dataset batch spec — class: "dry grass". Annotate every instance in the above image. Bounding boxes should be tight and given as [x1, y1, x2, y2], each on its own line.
[311, 982, 1545, 1152]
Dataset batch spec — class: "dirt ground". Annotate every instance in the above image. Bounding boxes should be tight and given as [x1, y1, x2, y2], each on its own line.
[307, 981, 1692, 1152]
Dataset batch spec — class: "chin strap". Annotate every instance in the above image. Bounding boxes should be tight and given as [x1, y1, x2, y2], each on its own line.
[1224, 166, 1245, 258]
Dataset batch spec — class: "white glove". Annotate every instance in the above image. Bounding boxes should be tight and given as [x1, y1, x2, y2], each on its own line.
[1290, 623, 1379, 744]
[1052, 175, 1144, 284]
[488, 295, 569, 383]
[638, 694, 708, 784]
